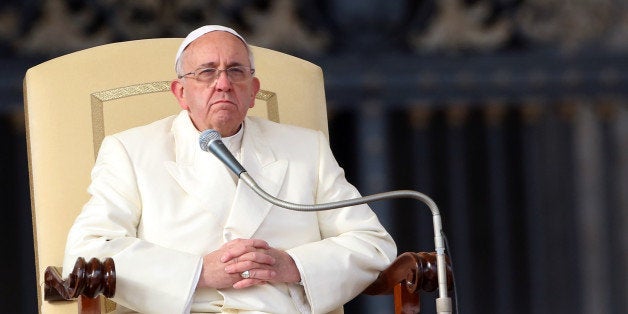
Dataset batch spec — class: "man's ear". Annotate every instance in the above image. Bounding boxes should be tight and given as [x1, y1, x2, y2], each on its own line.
[250, 77, 261, 108]
[170, 79, 189, 110]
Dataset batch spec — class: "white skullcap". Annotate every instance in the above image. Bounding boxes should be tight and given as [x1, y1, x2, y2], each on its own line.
[174, 25, 251, 72]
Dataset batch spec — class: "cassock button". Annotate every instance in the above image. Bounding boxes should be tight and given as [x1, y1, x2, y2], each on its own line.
[224, 231, 232, 241]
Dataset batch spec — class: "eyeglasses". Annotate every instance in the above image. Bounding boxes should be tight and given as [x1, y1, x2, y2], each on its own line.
[178, 66, 255, 84]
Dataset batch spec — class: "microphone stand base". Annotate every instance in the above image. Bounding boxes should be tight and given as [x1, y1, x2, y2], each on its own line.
[436, 297, 452, 314]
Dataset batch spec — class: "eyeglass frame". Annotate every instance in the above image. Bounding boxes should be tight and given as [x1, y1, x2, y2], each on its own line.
[177, 65, 256, 84]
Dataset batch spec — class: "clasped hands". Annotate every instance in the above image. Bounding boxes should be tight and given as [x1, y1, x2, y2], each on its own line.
[197, 238, 301, 289]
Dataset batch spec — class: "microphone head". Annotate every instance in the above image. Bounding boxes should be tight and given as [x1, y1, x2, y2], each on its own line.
[199, 129, 221, 152]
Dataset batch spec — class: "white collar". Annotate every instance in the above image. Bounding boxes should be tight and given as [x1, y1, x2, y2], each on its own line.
[221, 122, 244, 157]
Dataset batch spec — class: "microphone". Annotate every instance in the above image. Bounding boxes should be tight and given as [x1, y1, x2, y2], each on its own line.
[198, 129, 453, 313]
[199, 129, 246, 177]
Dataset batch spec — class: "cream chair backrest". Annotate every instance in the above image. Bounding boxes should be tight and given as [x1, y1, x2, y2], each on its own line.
[24, 38, 328, 313]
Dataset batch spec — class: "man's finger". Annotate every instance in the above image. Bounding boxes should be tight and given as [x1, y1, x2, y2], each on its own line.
[220, 239, 270, 262]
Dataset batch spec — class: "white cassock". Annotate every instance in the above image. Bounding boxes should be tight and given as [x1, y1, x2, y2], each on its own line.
[63, 110, 397, 314]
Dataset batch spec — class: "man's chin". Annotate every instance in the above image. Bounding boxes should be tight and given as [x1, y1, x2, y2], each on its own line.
[210, 120, 243, 137]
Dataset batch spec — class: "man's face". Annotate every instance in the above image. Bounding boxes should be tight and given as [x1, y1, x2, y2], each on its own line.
[171, 31, 260, 136]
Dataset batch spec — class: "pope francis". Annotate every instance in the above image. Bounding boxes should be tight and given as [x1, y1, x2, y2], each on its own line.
[63, 25, 396, 314]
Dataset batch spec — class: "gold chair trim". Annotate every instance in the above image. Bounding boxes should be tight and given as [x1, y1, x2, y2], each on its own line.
[90, 81, 278, 157]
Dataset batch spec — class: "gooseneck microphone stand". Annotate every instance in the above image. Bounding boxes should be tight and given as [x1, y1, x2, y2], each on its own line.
[200, 129, 453, 314]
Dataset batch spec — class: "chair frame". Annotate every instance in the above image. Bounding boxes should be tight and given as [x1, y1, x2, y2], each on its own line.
[25, 38, 453, 314]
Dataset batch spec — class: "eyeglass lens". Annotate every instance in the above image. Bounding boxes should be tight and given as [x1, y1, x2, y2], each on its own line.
[193, 67, 252, 83]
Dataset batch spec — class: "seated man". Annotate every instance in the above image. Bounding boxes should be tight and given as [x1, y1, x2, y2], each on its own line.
[63, 25, 396, 313]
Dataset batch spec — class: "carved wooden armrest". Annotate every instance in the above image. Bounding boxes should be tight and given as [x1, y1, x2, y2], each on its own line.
[44, 257, 116, 302]
[46, 253, 449, 314]
[363, 252, 453, 314]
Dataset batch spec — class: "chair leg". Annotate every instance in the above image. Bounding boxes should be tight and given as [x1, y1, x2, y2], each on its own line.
[394, 282, 421, 314]
[79, 295, 101, 314]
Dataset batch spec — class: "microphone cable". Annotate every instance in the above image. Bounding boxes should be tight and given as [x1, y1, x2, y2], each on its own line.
[442, 231, 460, 314]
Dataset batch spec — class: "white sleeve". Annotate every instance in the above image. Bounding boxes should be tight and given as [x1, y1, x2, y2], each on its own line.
[285, 132, 397, 313]
[62, 135, 202, 313]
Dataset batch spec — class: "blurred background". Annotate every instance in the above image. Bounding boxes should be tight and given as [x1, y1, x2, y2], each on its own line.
[1, 0, 627, 313]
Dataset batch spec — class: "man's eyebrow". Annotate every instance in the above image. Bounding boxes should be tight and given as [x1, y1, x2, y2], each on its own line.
[197, 62, 217, 68]
[197, 61, 246, 68]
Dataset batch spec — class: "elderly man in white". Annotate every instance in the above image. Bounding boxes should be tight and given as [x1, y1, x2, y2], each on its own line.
[63, 25, 396, 314]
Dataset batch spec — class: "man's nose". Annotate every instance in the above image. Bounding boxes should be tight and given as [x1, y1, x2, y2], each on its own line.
[213, 71, 232, 91]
